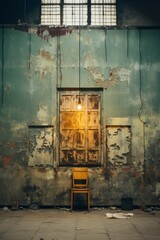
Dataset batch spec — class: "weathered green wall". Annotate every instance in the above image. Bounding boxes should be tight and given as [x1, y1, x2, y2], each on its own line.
[0, 27, 160, 207]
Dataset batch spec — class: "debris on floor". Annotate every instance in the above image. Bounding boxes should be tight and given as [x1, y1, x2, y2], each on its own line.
[29, 202, 39, 210]
[143, 207, 159, 212]
[3, 207, 9, 212]
[106, 212, 134, 219]
[11, 201, 19, 211]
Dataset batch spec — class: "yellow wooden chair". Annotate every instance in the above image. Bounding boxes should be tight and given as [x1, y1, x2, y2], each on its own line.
[71, 167, 90, 211]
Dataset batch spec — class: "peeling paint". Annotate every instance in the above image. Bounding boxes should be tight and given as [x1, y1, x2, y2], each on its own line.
[84, 54, 131, 88]
[107, 126, 131, 166]
[28, 126, 53, 167]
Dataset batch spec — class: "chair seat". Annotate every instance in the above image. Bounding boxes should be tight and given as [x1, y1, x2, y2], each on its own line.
[71, 187, 89, 190]
[71, 188, 90, 191]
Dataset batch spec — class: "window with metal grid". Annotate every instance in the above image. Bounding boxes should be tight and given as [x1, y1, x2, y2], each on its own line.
[41, 0, 61, 25]
[63, 0, 88, 26]
[41, 0, 117, 26]
[91, 0, 117, 26]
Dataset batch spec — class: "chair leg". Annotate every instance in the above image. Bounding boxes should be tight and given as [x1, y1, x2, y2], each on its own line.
[71, 191, 90, 211]
[88, 192, 90, 210]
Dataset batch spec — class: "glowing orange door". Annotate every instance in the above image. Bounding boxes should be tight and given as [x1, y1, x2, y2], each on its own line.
[59, 91, 101, 166]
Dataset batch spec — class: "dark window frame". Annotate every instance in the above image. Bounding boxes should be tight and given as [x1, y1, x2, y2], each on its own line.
[41, 0, 117, 26]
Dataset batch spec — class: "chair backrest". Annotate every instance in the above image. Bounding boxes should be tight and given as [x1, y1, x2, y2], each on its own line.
[72, 167, 89, 188]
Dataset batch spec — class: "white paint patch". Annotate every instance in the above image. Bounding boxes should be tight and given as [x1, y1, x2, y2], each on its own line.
[132, 62, 140, 71]
[43, 30, 50, 38]
[37, 105, 48, 122]
[11, 123, 25, 131]
[118, 68, 131, 83]
[132, 62, 160, 71]
[46, 170, 54, 180]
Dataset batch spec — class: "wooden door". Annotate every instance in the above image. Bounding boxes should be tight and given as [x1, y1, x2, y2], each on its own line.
[59, 91, 101, 166]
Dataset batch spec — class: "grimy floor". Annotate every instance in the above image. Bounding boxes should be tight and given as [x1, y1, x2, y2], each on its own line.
[0, 208, 160, 240]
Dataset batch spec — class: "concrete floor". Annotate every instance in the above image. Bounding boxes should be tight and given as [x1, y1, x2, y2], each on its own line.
[0, 208, 160, 240]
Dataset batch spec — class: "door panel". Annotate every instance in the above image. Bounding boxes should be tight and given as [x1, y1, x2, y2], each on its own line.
[59, 91, 101, 166]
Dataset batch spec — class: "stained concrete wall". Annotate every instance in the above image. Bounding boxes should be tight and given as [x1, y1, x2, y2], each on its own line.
[117, 0, 160, 27]
[0, 27, 160, 207]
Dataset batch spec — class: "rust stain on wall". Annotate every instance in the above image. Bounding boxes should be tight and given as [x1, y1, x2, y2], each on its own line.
[30, 50, 55, 80]
[38, 50, 54, 80]
[9, 142, 17, 148]
[3, 156, 12, 166]
[37, 26, 72, 39]
[39, 50, 54, 61]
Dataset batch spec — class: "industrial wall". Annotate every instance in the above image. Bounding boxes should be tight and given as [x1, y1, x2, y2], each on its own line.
[0, 26, 160, 207]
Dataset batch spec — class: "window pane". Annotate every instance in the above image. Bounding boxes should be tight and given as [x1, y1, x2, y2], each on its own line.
[104, 5, 116, 25]
[42, 0, 60, 3]
[92, 0, 116, 3]
[41, 5, 60, 25]
[63, 5, 87, 25]
[91, 4, 116, 26]
[64, 0, 87, 3]
[41, 0, 117, 26]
